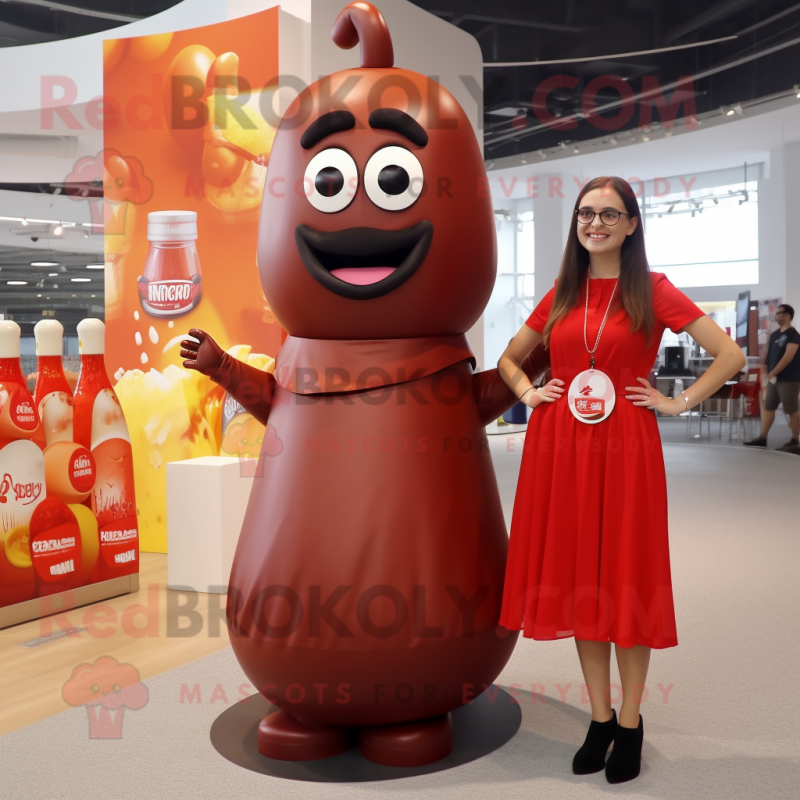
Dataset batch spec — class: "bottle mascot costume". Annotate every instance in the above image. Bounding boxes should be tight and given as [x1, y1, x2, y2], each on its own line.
[183, 1, 549, 767]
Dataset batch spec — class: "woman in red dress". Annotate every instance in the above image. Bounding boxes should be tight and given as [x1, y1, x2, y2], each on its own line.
[498, 177, 745, 783]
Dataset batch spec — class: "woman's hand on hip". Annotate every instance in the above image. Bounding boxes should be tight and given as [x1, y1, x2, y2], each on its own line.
[625, 377, 682, 415]
[522, 378, 565, 409]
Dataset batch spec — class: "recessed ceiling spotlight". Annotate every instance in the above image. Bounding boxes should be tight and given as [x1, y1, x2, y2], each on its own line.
[37, 294, 42, 298]
[7, 280, 27, 286]
[520, 156, 528, 165]
[725, 106, 735, 116]
[642, 135, 650, 142]
[91, 294, 96, 298]
[84, 233, 89, 239]
[71, 277, 91, 283]
[31, 261, 58, 267]
[53, 224, 64, 236]
[21, 217, 28, 226]
[573, 146, 580, 154]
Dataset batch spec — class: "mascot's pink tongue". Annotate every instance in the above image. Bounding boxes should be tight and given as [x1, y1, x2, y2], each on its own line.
[330, 267, 395, 285]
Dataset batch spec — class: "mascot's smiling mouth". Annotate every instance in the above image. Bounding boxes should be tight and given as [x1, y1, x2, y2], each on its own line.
[295, 222, 433, 300]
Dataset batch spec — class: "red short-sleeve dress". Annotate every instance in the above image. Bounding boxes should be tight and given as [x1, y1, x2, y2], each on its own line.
[499, 272, 705, 649]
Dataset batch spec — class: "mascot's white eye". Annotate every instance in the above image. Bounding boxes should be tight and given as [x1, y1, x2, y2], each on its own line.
[364, 146, 423, 211]
[304, 148, 358, 213]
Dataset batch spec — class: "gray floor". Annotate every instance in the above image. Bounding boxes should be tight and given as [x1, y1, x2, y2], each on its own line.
[2, 439, 799, 799]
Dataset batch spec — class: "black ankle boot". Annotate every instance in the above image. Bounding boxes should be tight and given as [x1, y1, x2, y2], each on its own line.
[572, 709, 617, 774]
[605, 714, 643, 783]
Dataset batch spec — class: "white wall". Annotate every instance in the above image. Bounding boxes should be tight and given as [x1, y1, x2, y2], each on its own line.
[488, 100, 800, 334]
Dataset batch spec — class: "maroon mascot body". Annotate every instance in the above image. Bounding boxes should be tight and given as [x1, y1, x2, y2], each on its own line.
[182, 2, 548, 766]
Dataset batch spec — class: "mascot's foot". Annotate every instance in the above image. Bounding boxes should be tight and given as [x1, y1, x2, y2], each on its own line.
[359, 713, 453, 767]
[257, 710, 352, 761]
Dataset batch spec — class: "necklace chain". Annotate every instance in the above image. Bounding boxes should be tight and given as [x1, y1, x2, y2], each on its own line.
[583, 273, 619, 369]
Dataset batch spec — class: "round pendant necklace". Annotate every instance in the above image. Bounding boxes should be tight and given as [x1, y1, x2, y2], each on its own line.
[567, 273, 618, 424]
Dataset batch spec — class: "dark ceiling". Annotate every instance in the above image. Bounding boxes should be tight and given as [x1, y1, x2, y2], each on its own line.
[2, 1, 799, 159]
[412, 0, 800, 158]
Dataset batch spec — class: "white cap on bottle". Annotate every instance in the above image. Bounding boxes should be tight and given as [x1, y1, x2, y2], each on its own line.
[147, 210, 197, 242]
[0, 320, 21, 359]
[34, 319, 63, 356]
[77, 318, 105, 355]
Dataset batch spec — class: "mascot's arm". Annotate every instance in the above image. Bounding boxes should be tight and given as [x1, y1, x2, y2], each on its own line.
[180, 328, 275, 425]
[472, 342, 550, 427]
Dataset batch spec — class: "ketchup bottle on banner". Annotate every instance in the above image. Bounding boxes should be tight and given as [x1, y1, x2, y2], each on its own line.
[0, 321, 46, 607]
[138, 210, 202, 317]
[33, 320, 74, 446]
[73, 318, 139, 580]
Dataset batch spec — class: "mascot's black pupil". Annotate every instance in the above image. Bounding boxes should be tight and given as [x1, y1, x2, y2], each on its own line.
[316, 167, 344, 197]
[378, 165, 409, 195]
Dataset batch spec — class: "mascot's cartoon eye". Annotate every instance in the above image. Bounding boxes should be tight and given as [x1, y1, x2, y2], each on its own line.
[90, 684, 100, 694]
[364, 146, 423, 211]
[304, 148, 358, 213]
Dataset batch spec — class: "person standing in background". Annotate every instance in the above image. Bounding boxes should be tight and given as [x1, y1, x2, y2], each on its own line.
[744, 304, 800, 450]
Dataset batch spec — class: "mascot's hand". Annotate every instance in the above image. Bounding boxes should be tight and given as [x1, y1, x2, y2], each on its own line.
[180, 328, 225, 376]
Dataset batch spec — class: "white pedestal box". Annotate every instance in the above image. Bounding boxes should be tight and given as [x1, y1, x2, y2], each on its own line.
[166, 456, 256, 594]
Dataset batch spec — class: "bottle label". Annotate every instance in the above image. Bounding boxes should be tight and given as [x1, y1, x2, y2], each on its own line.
[138, 278, 201, 316]
[2, 384, 39, 433]
[98, 520, 139, 571]
[69, 447, 96, 495]
[30, 520, 82, 583]
[0, 441, 46, 534]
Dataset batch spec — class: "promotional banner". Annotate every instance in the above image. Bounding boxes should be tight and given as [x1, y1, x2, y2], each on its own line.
[100, 9, 284, 551]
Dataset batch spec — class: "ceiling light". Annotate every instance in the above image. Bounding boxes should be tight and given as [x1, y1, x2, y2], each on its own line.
[7, 280, 27, 286]
[573, 146, 580, 154]
[642, 135, 650, 142]
[48, 272, 58, 277]
[733, 103, 744, 115]
[71, 277, 91, 282]
[21, 218, 28, 226]
[724, 106, 735, 116]
[520, 156, 527, 165]
[53, 224, 64, 236]
[84, 233, 89, 239]
[86, 264, 104, 269]
[91, 294, 96, 298]
[31, 261, 58, 267]
[72, 294, 77, 297]
[37, 294, 42, 298]
[665, 130, 673, 137]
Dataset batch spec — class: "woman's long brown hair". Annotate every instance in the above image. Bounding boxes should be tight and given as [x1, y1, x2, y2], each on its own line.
[542, 176, 654, 347]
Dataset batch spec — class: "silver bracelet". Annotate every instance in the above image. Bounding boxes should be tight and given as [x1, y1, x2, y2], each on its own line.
[519, 386, 534, 401]
[680, 391, 691, 410]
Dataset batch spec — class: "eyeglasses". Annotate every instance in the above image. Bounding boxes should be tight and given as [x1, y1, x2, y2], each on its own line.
[575, 208, 631, 226]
